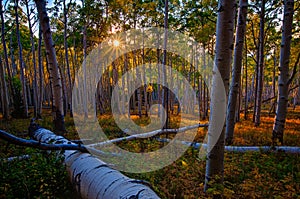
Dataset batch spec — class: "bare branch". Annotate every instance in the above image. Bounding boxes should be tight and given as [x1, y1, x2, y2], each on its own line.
[288, 52, 300, 85]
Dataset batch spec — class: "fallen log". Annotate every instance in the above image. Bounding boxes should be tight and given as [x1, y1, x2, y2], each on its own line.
[28, 126, 160, 199]
[156, 138, 300, 153]
[88, 123, 209, 148]
[2, 154, 31, 162]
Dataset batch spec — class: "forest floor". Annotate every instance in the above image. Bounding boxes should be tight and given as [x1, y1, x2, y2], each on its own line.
[0, 106, 299, 198]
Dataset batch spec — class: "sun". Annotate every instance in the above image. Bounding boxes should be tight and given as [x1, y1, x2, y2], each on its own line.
[113, 39, 120, 47]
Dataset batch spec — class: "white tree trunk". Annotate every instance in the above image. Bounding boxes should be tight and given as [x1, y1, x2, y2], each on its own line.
[34, 0, 66, 134]
[204, 0, 236, 192]
[31, 127, 159, 199]
[272, 0, 295, 145]
[225, 0, 248, 144]
[156, 138, 300, 153]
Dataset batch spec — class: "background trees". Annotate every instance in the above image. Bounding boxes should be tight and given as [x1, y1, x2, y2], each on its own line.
[0, 0, 299, 197]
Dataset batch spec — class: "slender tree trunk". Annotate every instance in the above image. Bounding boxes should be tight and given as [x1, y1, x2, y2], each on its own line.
[244, 35, 248, 120]
[162, 0, 169, 129]
[254, 0, 265, 126]
[296, 78, 300, 107]
[157, 47, 161, 117]
[270, 47, 277, 114]
[63, 0, 73, 117]
[34, 0, 66, 135]
[0, 0, 14, 107]
[252, 47, 259, 122]
[15, 0, 28, 118]
[272, 0, 295, 145]
[82, 2, 88, 119]
[135, 56, 142, 118]
[142, 29, 148, 117]
[58, 57, 68, 116]
[37, 26, 43, 118]
[225, 0, 248, 145]
[0, 58, 10, 119]
[204, 0, 236, 193]
[202, 51, 206, 119]
[25, 0, 39, 118]
[9, 33, 17, 76]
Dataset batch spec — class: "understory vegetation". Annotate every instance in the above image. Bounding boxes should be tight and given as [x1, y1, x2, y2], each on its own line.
[0, 106, 299, 198]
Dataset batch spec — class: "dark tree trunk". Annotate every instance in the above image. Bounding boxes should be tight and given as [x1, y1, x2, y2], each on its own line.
[225, 0, 248, 145]
[254, 0, 265, 126]
[15, 0, 28, 118]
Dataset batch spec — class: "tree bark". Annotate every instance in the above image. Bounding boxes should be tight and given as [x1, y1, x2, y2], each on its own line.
[272, 0, 295, 145]
[63, 0, 73, 117]
[225, 0, 248, 145]
[244, 35, 248, 120]
[37, 26, 43, 118]
[25, 0, 39, 118]
[34, 0, 66, 135]
[204, 0, 236, 193]
[0, 0, 14, 108]
[162, 0, 169, 129]
[0, 58, 10, 119]
[15, 0, 28, 118]
[82, 0, 88, 119]
[28, 126, 159, 199]
[254, 0, 265, 126]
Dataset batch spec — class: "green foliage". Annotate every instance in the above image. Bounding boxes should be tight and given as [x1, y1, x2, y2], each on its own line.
[0, 149, 73, 198]
[10, 76, 24, 118]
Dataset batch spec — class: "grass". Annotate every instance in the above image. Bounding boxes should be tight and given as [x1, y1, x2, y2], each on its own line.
[0, 106, 299, 198]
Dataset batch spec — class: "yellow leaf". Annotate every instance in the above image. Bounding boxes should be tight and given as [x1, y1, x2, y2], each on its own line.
[181, 160, 188, 167]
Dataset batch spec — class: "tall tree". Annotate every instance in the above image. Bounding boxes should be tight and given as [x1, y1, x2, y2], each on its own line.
[24, 0, 39, 118]
[15, 0, 28, 118]
[34, 0, 66, 135]
[162, 0, 169, 129]
[0, 58, 10, 119]
[0, 0, 14, 107]
[272, 0, 297, 145]
[204, 0, 236, 193]
[63, 0, 73, 117]
[225, 0, 248, 145]
[254, 0, 266, 126]
[37, 25, 43, 117]
[81, 0, 88, 119]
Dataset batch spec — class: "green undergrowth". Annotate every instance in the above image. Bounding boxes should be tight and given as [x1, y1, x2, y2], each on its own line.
[0, 149, 73, 198]
[0, 107, 299, 198]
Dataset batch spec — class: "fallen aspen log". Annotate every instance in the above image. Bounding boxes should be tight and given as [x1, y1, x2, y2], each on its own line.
[29, 126, 160, 199]
[155, 138, 300, 153]
[88, 123, 209, 148]
[2, 154, 31, 162]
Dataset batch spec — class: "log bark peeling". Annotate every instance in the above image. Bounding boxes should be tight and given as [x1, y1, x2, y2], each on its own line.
[30, 127, 160, 199]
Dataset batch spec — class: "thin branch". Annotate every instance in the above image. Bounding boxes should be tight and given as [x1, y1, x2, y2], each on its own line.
[288, 52, 300, 85]
[249, 20, 258, 49]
